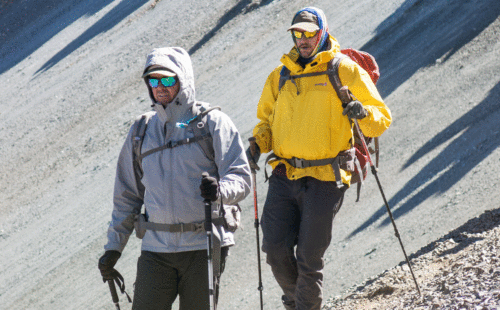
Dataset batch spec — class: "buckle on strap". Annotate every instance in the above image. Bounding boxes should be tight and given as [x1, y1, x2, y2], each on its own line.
[166, 140, 179, 148]
[193, 222, 204, 233]
[290, 157, 306, 168]
[179, 222, 204, 233]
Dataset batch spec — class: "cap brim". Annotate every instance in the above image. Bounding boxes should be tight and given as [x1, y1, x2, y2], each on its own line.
[287, 22, 320, 32]
[142, 68, 176, 78]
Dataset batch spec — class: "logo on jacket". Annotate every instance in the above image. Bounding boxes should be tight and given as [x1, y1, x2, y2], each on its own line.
[315, 82, 327, 86]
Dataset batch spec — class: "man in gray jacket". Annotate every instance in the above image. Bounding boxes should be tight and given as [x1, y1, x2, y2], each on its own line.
[98, 47, 251, 309]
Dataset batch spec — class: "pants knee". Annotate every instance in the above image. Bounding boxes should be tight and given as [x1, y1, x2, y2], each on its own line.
[263, 242, 294, 266]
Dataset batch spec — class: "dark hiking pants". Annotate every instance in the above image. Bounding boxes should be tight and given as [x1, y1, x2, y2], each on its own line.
[261, 173, 345, 310]
[132, 247, 228, 310]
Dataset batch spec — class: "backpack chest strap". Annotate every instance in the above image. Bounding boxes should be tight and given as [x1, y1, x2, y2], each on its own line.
[137, 134, 210, 162]
[278, 54, 346, 95]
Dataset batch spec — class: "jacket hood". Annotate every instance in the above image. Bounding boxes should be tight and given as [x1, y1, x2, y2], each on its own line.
[143, 47, 196, 123]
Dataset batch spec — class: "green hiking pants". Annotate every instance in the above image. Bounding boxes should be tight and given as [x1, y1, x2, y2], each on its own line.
[132, 247, 229, 310]
[261, 173, 345, 310]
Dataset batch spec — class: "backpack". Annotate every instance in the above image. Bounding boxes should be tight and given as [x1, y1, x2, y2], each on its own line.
[130, 103, 242, 232]
[132, 102, 220, 182]
[278, 48, 381, 201]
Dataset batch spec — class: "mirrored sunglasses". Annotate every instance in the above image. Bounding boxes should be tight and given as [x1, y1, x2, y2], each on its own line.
[293, 30, 317, 39]
[148, 76, 177, 88]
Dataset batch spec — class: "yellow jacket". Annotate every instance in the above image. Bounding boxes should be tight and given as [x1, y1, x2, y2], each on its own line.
[252, 36, 392, 185]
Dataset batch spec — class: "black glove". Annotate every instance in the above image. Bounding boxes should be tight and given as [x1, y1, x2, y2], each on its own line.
[200, 174, 219, 201]
[98, 250, 121, 281]
[342, 100, 368, 120]
[246, 143, 261, 170]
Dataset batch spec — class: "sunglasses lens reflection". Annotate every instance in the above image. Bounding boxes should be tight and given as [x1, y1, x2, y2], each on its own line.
[149, 78, 159, 88]
[149, 77, 176, 88]
[160, 77, 176, 87]
[293, 30, 317, 39]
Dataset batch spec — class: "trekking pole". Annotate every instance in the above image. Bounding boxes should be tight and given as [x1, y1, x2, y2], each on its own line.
[202, 172, 216, 310]
[107, 279, 121, 310]
[248, 137, 264, 310]
[340, 86, 421, 296]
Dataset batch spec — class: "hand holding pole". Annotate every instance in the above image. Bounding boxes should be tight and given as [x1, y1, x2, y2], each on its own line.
[340, 86, 421, 296]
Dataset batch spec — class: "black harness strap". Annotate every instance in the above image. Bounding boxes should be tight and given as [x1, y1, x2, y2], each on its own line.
[137, 134, 210, 162]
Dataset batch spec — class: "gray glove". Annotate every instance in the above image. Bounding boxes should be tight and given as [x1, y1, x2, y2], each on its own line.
[342, 100, 368, 120]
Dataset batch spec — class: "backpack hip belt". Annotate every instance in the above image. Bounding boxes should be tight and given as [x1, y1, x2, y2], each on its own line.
[134, 213, 225, 239]
[264, 148, 357, 189]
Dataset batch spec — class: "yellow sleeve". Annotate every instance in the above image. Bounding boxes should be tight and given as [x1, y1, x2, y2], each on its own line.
[252, 66, 281, 154]
[339, 58, 392, 138]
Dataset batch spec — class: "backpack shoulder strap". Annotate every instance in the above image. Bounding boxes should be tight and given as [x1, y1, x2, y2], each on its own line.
[278, 66, 291, 92]
[189, 102, 221, 161]
[132, 112, 155, 195]
[326, 53, 349, 105]
[327, 54, 368, 200]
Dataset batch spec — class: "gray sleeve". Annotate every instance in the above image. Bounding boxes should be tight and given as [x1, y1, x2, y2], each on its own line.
[104, 124, 143, 253]
[209, 111, 252, 206]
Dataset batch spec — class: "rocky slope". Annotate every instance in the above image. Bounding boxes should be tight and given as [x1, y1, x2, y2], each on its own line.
[324, 208, 500, 309]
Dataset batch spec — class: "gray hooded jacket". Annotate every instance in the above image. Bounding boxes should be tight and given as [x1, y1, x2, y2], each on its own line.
[104, 47, 251, 253]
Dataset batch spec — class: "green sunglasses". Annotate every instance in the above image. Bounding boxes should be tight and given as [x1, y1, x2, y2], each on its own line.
[149, 76, 177, 88]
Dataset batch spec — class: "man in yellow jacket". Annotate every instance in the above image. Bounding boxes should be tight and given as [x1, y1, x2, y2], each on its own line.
[247, 7, 392, 310]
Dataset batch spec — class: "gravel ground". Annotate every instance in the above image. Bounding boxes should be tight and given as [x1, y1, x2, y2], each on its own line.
[0, 0, 499, 309]
[324, 208, 500, 309]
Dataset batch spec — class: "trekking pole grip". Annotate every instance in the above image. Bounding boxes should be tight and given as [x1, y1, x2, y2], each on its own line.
[248, 137, 257, 154]
[202, 172, 213, 231]
[248, 137, 260, 172]
[108, 279, 120, 310]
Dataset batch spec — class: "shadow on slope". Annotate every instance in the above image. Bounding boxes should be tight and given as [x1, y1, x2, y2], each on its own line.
[349, 82, 500, 238]
[34, 0, 148, 75]
[0, 0, 116, 75]
[188, 0, 273, 55]
[410, 207, 500, 259]
[361, 0, 500, 98]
